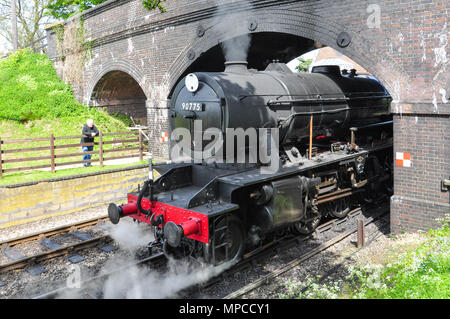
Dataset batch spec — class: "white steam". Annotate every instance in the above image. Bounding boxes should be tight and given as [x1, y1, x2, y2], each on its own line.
[108, 219, 155, 251]
[213, 0, 254, 62]
[56, 220, 234, 299]
[102, 257, 234, 299]
[222, 35, 252, 62]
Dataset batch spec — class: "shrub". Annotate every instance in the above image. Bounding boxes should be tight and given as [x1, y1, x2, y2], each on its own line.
[0, 49, 128, 135]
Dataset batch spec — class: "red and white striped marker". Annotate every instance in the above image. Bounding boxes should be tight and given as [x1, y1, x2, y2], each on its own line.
[160, 132, 169, 143]
[396, 152, 411, 167]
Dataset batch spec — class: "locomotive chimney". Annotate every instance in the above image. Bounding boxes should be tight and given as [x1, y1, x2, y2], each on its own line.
[224, 61, 249, 73]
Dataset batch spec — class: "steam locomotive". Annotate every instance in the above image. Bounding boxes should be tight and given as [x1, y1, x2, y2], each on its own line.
[108, 61, 393, 265]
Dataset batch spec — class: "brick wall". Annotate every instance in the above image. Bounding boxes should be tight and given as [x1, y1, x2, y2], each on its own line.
[94, 98, 147, 125]
[45, 0, 449, 233]
[391, 114, 450, 233]
[0, 166, 149, 228]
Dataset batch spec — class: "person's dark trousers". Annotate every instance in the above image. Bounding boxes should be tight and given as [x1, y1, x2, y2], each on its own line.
[82, 146, 94, 167]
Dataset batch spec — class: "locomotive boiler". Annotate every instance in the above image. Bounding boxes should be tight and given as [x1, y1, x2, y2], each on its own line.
[108, 61, 393, 265]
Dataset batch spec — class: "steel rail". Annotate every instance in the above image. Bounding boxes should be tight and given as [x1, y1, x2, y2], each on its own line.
[0, 215, 109, 274]
[0, 215, 109, 247]
[295, 216, 390, 296]
[33, 203, 386, 299]
[32, 252, 166, 299]
[35, 210, 359, 299]
[223, 206, 388, 299]
[0, 234, 112, 274]
[182, 203, 384, 295]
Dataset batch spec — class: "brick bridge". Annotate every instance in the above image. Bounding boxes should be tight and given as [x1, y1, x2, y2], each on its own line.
[45, 0, 449, 233]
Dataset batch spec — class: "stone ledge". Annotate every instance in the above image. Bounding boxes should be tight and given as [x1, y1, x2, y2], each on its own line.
[0, 166, 150, 228]
[390, 102, 450, 115]
[0, 164, 149, 189]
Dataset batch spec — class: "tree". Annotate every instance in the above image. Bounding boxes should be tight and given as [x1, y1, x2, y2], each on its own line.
[295, 57, 313, 73]
[0, 0, 54, 51]
[45, 0, 108, 20]
[11, 0, 18, 50]
[45, 0, 167, 20]
[142, 0, 166, 12]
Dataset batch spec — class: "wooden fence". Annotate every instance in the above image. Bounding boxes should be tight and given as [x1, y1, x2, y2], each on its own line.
[0, 131, 145, 178]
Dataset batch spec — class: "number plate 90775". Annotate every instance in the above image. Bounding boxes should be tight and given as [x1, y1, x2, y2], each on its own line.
[181, 102, 203, 111]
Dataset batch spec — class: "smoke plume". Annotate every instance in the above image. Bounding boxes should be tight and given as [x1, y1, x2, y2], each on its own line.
[56, 220, 234, 299]
[102, 257, 234, 299]
[214, 0, 254, 62]
[108, 219, 155, 252]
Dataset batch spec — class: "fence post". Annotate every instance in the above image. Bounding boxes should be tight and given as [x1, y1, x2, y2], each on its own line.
[357, 219, 365, 248]
[0, 137, 2, 179]
[99, 131, 104, 167]
[50, 134, 55, 173]
[139, 130, 143, 162]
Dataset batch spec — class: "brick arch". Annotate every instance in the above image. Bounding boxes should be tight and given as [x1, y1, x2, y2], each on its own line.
[84, 59, 149, 125]
[166, 10, 408, 100]
[84, 59, 149, 105]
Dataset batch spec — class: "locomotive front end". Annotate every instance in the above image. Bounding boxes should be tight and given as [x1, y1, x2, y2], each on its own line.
[108, 191, 209, 247]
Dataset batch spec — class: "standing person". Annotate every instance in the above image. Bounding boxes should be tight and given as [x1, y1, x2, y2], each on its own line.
[81, 119, 99, 167]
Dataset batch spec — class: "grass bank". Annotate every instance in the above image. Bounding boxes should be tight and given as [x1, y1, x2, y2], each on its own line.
[0, 48, 129, 137]
[0, 49, 144, 185]
[0, 160, 149, 186]
[279, 216, 449, 299]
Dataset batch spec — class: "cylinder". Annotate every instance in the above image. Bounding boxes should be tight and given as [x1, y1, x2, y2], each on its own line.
[108, 202, 137, 225]
[164, 218, 201, 247]
[180, 218, 201, 237]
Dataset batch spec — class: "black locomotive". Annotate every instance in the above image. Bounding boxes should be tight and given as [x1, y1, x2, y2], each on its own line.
[108, 61, 393, 265]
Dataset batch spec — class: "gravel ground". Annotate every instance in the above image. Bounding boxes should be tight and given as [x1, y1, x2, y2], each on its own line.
[195, 214, 391, 299]
[0, 204, 109, 243]
[0, 218, 149, 299]
[241, 220, 391, 299]
[0, 206, 394, 299]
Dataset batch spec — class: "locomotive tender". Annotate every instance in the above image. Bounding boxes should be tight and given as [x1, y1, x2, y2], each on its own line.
[108, 61, 393, 265]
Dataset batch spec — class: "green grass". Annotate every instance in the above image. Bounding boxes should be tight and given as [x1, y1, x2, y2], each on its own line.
[347, 224, 450, 299]
[0, 161, 148, 186]
[0, 49, 144, 185]
[1, 48, 116, 122]
[0, 49, 129, 134]
[278, 217, 450, 299]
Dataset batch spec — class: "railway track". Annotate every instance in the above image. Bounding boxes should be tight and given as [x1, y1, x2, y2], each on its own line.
[28, 201, 388, 299]
[32, 252, 166, 299]
[0, 215, 114, 276]
[223, 205, 389, 299]
[178, 201, 389, 299]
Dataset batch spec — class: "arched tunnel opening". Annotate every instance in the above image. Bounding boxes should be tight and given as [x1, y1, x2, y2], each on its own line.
[169, 32, 321, 97]
[167, 30, 394, 224]
[193, 32, 318, 71]
[169, 30, 393, 130]
[90, 71, 148, 126]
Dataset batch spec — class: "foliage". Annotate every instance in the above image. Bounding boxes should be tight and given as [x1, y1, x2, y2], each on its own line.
[347, 219, 449, 299]
[142, 0, 167, 13]
[279, 277, 342, 299]
[278, 215, 450, 299]
[0, 48, 108, 122]
[0, 49, 80, 121]
[0, 48, 127, 137]
[111, 112, 134, 127]
[45, 0, 108, 20]
[45, 0, 166, 19]
[295, 57, 313, 73]
[0, 0, 53, 51]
